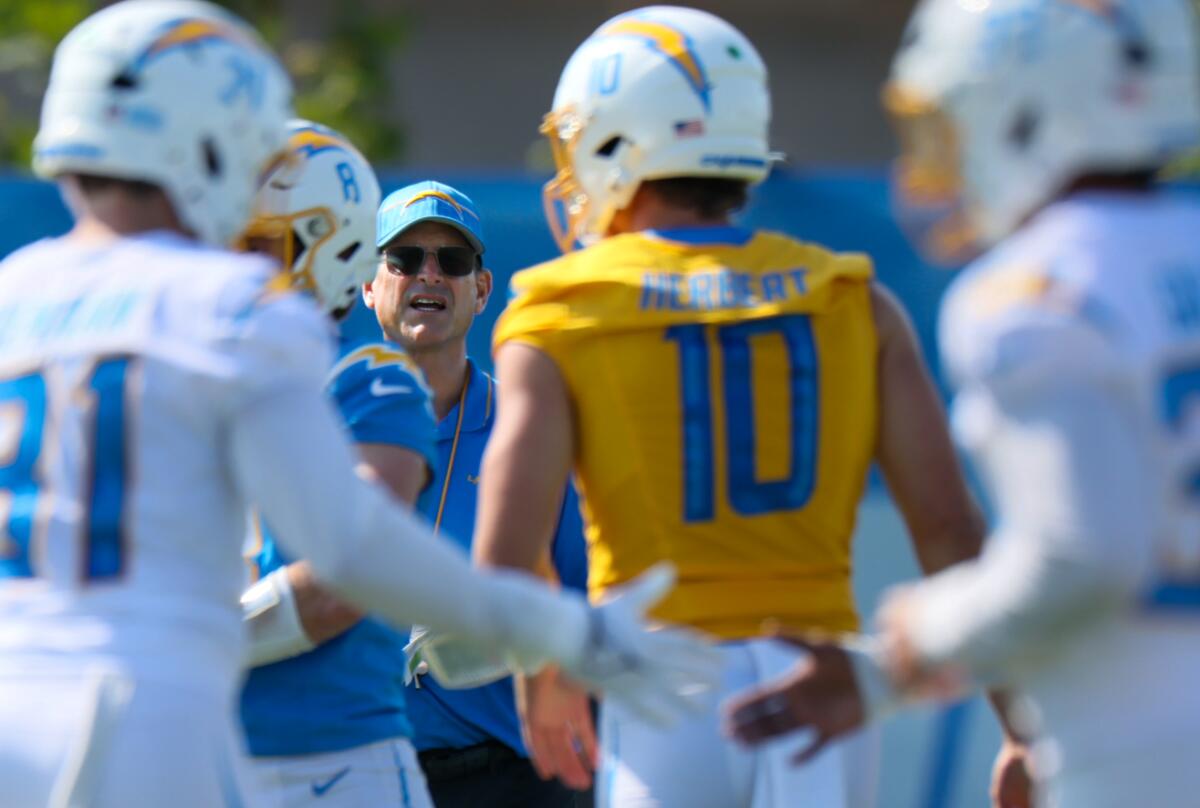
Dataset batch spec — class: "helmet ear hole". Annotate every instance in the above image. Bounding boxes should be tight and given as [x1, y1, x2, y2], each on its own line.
[595, 136, 624, 158]
[202, 138, 222, 178]
[336, 241, 362, 262]
[111, 71, 138, 90]
[1008, 107, 1040, 151]
[1123, 40, 1152, 68]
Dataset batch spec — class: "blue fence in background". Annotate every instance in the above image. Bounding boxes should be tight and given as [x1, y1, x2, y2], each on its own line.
[0, 170, 957, 380]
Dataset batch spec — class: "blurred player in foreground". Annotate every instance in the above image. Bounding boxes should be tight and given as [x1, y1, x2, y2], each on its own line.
[238, 121, 440, 806]
[470, 6, 991, 806]
[364, 181, 591, 807]
[0, 3, 721, 806]
[725, 1, 1200, 806]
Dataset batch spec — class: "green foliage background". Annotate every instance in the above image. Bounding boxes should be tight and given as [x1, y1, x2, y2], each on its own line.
[0, 0, 408, 170]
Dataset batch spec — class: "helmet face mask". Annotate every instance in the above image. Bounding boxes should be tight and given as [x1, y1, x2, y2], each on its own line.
[540, 107, 595, 253]
[884, 84, 963, 207]
[888, 0, 1200, 260]
[251, 121, 382, 315]
[242, 206, 338, 293]
[542, 6, 774, 252]
[883, 81, 983, 265]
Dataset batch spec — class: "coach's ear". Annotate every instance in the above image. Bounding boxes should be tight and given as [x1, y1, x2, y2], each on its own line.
[362, 281, 376, 310]
[474, 267, 493, 315]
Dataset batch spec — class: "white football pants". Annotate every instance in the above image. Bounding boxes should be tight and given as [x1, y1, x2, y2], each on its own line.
[250, 737, 433, 808]
[597, 638, 880, 808]
[0, 660, 259, 808]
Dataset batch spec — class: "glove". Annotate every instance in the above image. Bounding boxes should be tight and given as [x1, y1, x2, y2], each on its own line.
[556, 563, 724, 727]
[404, 625, 510, 689]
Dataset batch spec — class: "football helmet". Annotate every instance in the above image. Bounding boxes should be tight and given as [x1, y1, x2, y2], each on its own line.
[542, 5, 772, 252]
[887, 0, 1200, 259]
[251, 120, 382, 315]
[34, 0, 293, 248]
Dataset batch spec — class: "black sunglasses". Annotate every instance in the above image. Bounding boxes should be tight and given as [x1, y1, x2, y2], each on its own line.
[383, 245, 479, 277]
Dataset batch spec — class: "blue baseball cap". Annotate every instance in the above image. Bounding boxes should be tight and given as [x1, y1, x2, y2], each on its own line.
[376, 180, 486, 255]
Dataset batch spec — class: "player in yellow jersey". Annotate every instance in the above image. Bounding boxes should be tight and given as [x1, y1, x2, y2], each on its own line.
[472, 7, 992, 807]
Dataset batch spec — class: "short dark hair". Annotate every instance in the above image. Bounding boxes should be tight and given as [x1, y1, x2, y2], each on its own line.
[72, 173, 161, 199]
[641, 177, 749, 219]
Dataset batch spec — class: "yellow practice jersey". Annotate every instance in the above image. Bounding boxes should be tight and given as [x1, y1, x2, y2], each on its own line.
[494, 228, 878, 639]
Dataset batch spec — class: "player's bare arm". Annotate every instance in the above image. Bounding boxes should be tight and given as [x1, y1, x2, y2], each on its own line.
[471, 341, 599, 789]
[473, 341, 575, 570]
[871, 283, 986, 573]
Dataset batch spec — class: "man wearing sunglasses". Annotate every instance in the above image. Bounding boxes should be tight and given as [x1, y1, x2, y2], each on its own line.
[364, 181, 590, 808]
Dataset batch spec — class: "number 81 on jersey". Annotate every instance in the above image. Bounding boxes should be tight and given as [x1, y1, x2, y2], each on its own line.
[1, 358, 132, 581]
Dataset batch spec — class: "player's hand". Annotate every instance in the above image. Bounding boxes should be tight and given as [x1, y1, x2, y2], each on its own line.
[560, 563, 722, 727]
[875, 586, 923, 687]
[990, 737, 1036, 808]
[877, 586, 969, 699]
[515, 667, 597, 790]
[722, 631, 866, 764]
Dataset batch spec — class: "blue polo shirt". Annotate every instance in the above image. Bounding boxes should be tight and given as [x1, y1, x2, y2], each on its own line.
[406, 358, 588, 755]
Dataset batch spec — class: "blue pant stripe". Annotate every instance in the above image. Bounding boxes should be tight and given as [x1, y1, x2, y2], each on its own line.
[920, 700, 972, 808]
[391, 741, 413, 807]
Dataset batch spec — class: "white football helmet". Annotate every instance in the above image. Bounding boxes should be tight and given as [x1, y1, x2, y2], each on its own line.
[542, 5, 772, 252]
[34, 0, 293, 248]
[887, 0, 1200, 258]
[251, 120, 382, 315]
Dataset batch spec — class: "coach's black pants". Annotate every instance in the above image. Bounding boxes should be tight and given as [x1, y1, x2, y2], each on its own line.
[418, 740, 592, 808]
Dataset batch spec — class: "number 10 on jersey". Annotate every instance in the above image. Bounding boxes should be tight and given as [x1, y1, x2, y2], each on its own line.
[666, 315, 819, 522]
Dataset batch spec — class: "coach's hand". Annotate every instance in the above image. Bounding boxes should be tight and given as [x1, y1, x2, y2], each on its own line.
[560, 564, 722, 727]
[516, 667, 596, 790]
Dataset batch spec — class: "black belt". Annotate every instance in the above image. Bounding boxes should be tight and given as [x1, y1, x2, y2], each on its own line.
[418, 740, 521, 782]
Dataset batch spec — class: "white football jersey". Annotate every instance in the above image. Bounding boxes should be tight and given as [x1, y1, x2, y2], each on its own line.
[0, 232, 333, 688]
[939, 192, 1200, 774]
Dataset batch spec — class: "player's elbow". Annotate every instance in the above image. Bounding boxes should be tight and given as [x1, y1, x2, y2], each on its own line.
[910, 502, 989, 574]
